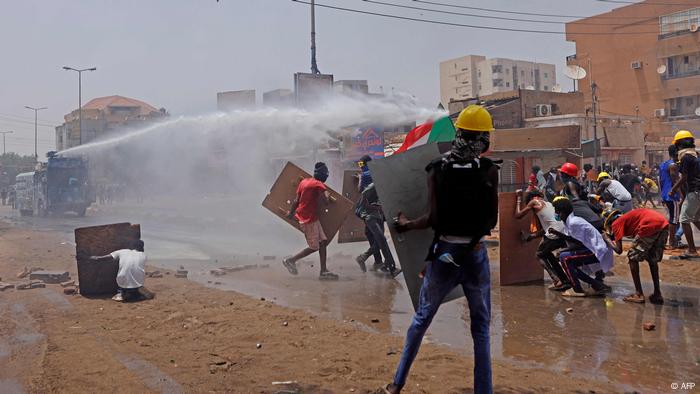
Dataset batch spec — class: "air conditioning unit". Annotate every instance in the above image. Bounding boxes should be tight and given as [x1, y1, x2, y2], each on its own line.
[535, 104, 552, 117]
[654, 108, 666, 118]
[631, 61, 642, 69]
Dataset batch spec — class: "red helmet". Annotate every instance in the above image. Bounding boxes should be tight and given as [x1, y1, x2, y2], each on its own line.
[559, 162, 578, 177]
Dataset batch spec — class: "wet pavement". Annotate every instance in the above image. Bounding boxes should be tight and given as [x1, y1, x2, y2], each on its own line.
[3, 203, 700, 393]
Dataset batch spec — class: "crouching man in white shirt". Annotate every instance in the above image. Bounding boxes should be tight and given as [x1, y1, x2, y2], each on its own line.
[90, 240, 147, 302]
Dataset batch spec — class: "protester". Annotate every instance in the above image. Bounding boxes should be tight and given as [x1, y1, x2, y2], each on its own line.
[354, 155, 399, 276]
[527, 166, 539, 193]
[641, 176, 659, 208]
[282, 162, 339, 279]
[660, 145, 682, 248]
[550, 197, 612, 297]
[640, 160, 651, 176]
[386, 105, 497, 394]
[355, 155, 382, 271]
[602, 208, 667, 304]
[515, 189, 570, 291]
[544, 168, 558, 202]
[670, 130, 700, 258]
[89, 240, 147, 302]
[619, 164, 642, 205]
[558, 162, 584, 199]
[596, 171, 633, 213]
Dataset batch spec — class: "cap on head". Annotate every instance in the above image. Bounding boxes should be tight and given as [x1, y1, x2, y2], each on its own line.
[454, 105, 494, 133]
[673, 129, 694, 143]
[597, 171, 611, 181]
[559, 162, 578, 177]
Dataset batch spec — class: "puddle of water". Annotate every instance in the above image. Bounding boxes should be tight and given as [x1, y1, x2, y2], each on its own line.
[150, 256, 700, 393]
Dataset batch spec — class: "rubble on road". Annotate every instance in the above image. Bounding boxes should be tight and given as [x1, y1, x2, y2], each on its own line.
[30, 270, 70, 284]
[63, 286, 78, 295]
[0, 282, 15, 291]
[17, 266, 45, 279]
[17, 280, 46, 290]
[175, 269, 189, 278]
[146, 270, 163, 278]
[60, 280, 76, 287]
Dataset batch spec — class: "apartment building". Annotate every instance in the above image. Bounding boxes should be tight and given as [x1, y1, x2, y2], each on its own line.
[440, 55, 556, 106]
[566, 2, 700, 162]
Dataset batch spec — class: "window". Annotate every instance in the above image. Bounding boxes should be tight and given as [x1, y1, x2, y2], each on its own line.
[506, 69, 510, 74]
[660, 7, 700, 36]
[687, 97, 695, 107]
[685, 56, 690, 64]
[544, 72, 549, 78]
[478, 70, 481, 77]
[544, 85, 549, 91]
[492, 79, 503, 87]
[664, 51, 700, 79]
[506, 82, 510, 87]
[454, 63, 457, 69]
[492, 65, 503, 73]
[521, 70, 524, 77]
[665, 94, 700, 118]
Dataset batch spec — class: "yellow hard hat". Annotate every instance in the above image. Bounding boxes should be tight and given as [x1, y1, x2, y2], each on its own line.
[597, 171, 611, 181]
[552, 196, 569, 203]
[454, 105, 494, 132]
[673, 129, 694, 143]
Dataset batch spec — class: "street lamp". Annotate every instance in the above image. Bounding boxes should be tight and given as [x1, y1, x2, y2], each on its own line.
[24, 106, 47, 161]
[62, 66, 97, 146]
[0, 131, 13, 155]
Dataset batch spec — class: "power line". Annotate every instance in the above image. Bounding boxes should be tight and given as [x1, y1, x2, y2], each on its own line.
[362, 0, 658, 26]
[0, 116, 57, 128]
[0, 112, 60, 124]
[412, 0, 655, 19]
[292, 1, 660, 35]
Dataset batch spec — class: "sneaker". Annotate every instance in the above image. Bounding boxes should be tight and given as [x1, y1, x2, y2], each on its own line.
[282, 257, 298, 275]
[389, 267, 403, 278]
[319, 271, 339, 280]
[112, 292, 124, 302]
[370, 262, 383, 272]
[355, 255, 367, 273]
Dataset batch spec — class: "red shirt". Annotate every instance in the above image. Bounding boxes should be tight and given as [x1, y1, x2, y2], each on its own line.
[294, 178, 327, 224]
[611, 208, 668, 241]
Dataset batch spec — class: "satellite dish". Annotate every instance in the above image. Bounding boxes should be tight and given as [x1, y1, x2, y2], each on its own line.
[551, 84, 562, 92]
[695, 107, 700, 117]
[691, 23, 699, 33]
[657, 65, 667, 74]
[525, 85, 535, 90]
[564, 65, 587, 80]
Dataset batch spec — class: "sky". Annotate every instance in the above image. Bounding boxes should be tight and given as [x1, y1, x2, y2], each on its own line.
[0, 0, 624, 156]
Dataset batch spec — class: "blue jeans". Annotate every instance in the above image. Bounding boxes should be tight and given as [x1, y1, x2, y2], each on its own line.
[393, 240, 492, 393]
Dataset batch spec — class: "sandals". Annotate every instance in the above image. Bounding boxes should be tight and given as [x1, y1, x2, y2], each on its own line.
[561, 288, 586, 297]
[623, 294, 645, 303]
[282, 257, 298, 275]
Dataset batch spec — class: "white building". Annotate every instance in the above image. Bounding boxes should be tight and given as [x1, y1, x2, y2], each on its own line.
[440, 55, 557, 106]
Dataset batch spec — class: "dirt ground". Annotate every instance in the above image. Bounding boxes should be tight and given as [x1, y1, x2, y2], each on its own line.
[0, 220, 691, 393]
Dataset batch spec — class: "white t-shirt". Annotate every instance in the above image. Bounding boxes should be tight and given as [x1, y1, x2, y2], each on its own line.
[111, 249, 146, 289]
[605, 179, 632, 202]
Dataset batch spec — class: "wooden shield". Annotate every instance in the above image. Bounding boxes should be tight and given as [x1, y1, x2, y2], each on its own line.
[262, 161, 353, 242]
[338, 170, 368, 243]
[499, 192, 543, 285]
[74, 222, 141, 296]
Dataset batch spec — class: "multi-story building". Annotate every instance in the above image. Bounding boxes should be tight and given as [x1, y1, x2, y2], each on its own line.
[56, 95, 166, 151]
[334, 80, 369, 95]
[440, 55, 557, 106]
[262, 89, 294, 108]
[217, 90, 256, 111]
[566, 2, 700, 163]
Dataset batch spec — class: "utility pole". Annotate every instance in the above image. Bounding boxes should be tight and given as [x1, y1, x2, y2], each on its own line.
[310, 0, 320, 74]
[62, 66, 97, 146]
[591, 82, 599, 170]
[0, 131, 13, 155]
[24, 106, 47, 162]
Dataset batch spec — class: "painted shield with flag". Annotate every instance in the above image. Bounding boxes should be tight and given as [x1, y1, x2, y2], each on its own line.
[395, 116, 455, 154]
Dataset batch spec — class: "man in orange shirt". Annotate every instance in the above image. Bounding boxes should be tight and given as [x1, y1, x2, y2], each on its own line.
[283, 162, 338, 280]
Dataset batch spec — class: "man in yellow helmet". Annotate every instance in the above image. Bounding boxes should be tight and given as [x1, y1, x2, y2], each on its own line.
[669, 130, 700, 258]
[387, 105, 497, 394]
[596, 171, 633, 213]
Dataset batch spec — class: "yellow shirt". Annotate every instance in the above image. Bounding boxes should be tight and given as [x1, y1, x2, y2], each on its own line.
[643, 178, 658, 193]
